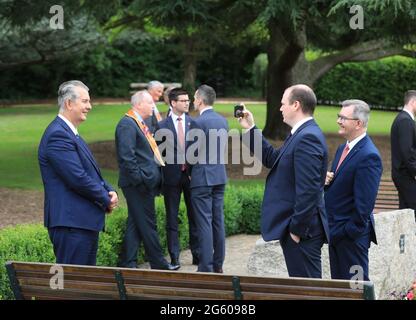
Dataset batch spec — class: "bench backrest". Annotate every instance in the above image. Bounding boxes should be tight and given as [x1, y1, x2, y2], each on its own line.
[6, 261, 375, 300]
[374, 179, 399, 213]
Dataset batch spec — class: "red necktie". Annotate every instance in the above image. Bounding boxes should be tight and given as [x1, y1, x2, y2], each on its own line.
[335, 144, 350, 172]
[177, 117, 186, 171]
[177, 117, 185, 149]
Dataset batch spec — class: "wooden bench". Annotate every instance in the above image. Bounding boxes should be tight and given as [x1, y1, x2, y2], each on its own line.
[6, 261, 375, 300]
[129, 82, 182, 95]
[374, 178, 399, 213]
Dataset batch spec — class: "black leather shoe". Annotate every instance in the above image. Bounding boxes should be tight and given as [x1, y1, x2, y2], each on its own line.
[167, 263, 180, 271]
[214, 268, 223, 274]
[153, 263, 180, 271]
[171, 258, 180, 267]
[192, 256, 199, 265]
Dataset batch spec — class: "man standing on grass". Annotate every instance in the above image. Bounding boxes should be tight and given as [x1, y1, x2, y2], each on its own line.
[38, 80, 118, 265]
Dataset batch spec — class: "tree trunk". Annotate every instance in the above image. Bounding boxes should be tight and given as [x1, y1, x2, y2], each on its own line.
[182, 36, 196, 94]
[262, 21, 307, 140]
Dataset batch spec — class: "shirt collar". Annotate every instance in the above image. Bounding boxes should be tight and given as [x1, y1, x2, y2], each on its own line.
[291, 117, 313, 135]
[132, 110, 144, 123]
[200, 106, 213, 115]
[403, 108, 415, 120]
[171, 112, 185, 122]
[347, 132, 367, 151]
[58, 114, 78, 136]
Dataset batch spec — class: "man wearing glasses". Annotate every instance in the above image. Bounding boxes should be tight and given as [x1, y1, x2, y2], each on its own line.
[157, 88, 199, 268]
[324, 100, 382, 281]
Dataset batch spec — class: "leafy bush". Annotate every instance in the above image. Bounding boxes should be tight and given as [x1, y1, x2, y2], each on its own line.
[238, 185, 264, 234]
[0, 184, 264, 299]
[223, 186, 243, 235]
[0, 225, 55, 300]
[96, 207, 127, 267]
[315, 57, 416, 109]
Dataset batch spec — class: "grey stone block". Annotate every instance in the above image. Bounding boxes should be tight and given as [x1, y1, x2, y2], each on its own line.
[247, 209, 416, 299]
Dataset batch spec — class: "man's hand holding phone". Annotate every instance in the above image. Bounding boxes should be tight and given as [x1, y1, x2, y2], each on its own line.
[235, 103, 255, 129]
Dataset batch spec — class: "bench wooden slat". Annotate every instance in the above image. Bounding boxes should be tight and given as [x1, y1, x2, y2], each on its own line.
[237, 275, 357, 289]
[240, 283, 363, 298]
[373, 178, 399, 212]
[18, 278, 118, 292]
[126, 285, 235, 299]
[241, 292, 359, 300]
[122, 278, 233, 291]
[15, 270, 117, 284]
[19, 285, 120, 300]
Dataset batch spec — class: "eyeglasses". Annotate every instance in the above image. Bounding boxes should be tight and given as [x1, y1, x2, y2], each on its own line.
[176, 99, 191, 103]
[337, 114, 358, 122]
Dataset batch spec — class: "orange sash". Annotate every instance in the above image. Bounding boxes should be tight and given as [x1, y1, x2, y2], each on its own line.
[125, 109, 165, 167]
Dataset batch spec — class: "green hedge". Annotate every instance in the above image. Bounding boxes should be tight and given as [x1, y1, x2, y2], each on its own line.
[0, 184, 264, 300]
[315, 56, 416, 110]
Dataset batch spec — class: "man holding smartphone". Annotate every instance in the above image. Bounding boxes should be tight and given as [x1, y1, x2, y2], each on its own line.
[238, 84, 329, 278]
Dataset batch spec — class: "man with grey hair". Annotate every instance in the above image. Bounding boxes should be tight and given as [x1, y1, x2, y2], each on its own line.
[324, 99, 382, 281]
[391, 90, 416, 217]
[115, 90, 179, 270]
[145, 80, 164, 134]
[38, 80, 118, 265]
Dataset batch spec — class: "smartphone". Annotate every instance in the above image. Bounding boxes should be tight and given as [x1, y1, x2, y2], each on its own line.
[234, 104, 244, 118]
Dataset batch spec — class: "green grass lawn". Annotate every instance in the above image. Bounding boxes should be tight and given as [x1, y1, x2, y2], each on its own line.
[0, 103, 397, 190]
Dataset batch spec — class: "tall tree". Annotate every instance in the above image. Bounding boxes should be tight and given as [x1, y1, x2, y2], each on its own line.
[0, 1, 105, 71]
[104, 0, 258, 93]
[259, 0, 416, 139]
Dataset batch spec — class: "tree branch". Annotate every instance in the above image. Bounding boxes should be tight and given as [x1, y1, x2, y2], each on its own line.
[103, 15, 142, 30]
[309, 39, 415, 84]
[349, 47, 416, 61]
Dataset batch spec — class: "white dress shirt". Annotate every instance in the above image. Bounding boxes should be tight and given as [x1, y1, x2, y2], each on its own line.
[171, 112, 186, 136]
[58, 114, 78, 136]
[403, 108, 415, 120]
[291, 117, 313, 135]
[346, 132, 367, 153]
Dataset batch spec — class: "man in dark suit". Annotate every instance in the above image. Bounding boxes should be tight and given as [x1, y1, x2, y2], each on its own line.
[189, 84, 228, 273]
[391, 90, 416, 218]
[38, 80, 118, 265]
[115, 90, 179, 270]
[144, 80, 164, 133]
[325, 99, 382, 281]
[156, 88, 199, 267]
[239, 84, 329, 278]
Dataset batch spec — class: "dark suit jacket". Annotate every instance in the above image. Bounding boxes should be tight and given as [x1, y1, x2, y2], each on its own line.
[189, 109, 229, 188]
[157, 114, 193, 186]
[38, 116, 113, 232]
[325, 135, 382, 245]
[115, 116, 162, 193]
[391, 111, 416, 180]
[246, 119, 330, 242]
